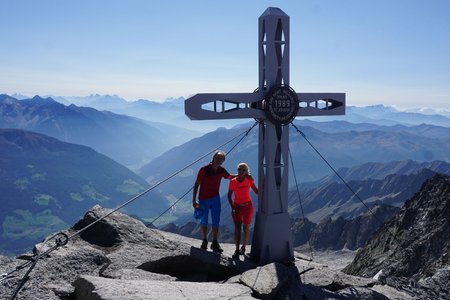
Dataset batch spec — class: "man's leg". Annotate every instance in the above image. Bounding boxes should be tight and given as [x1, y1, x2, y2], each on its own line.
[201, 226, 208, 239]
[199, 199, 211, 249]
[212, 227, 219, 241]
[210, 195, 223, 252]
[210, 195, 221, 240]
[200, 226, 208, 249]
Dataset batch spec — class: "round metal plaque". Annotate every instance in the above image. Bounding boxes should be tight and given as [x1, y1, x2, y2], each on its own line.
[264, 85, 299, 125]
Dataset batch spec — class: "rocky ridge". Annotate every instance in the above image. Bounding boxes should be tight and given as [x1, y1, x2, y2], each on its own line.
[0, 205, 417, 300]
[344, 174, 450, 299]
[295, 203, 401, 251]
[290, 168, 440, 222]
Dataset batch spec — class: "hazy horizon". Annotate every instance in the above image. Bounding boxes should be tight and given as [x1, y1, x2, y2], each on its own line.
[4, 92, 450, 115]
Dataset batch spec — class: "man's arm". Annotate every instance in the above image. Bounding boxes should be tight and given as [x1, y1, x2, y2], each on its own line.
[224, 168, 237, 180]
[193, 167, 204, 208]
[192, 181, 200, 208]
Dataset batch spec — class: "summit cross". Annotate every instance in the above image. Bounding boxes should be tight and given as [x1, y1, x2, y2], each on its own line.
[185, 7, 345, 264]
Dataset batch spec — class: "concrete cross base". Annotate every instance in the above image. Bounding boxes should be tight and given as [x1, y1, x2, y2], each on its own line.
[250, 211, 294, 265]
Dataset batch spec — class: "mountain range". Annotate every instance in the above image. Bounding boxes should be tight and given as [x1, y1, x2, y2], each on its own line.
[40, 93, 450, 130]
[0, 129, 168, 255]
[0, 94, 198, 168]
[340, 105, 450, 127]
[138, 121, 450, 203]
[289, 167, 447, 222]
[2, 92, 449, 174]
[292, 203, 401, 251]
[48, 93, 245, 133]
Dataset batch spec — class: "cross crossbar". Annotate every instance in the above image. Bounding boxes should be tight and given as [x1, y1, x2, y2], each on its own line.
[185, 92, 345, 120]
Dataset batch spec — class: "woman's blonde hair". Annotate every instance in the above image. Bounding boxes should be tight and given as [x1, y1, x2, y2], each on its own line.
[237, 162, 250, 175]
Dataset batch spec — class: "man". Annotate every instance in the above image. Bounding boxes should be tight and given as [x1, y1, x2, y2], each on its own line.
[192, 150, 231, 252]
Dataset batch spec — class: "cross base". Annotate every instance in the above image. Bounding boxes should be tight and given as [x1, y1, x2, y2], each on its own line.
[250, 211, 294, 265]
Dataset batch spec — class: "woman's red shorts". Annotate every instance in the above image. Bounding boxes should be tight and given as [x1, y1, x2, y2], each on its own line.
[233, 202, 254, 225]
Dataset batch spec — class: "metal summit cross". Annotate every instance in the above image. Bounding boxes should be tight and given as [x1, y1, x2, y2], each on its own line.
[185, 7, 345, 264]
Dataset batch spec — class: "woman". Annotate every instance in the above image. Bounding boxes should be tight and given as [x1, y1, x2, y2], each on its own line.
[227, 163, 258, 258]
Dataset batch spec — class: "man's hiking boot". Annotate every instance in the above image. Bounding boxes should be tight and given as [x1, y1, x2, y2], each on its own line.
[210, 240, 223, 253]
[200, 239, 208, 250]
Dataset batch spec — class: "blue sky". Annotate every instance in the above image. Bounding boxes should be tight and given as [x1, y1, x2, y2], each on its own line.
[1, 0, 449, 109]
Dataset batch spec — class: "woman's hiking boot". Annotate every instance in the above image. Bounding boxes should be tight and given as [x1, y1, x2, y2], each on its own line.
[200, 239, 208, 250]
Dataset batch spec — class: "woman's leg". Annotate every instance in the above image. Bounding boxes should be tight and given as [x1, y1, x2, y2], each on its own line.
[241, 203, 254, 254]
[242, 224, 250, 249]
[234, 221, 242, 251]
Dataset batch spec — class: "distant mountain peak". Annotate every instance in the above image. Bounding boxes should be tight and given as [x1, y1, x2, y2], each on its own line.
[31, 95, 44, 100]
[10, 93, 30, 100]
[30, 95, 59, 104]
[164, 96, 185, 103]
[0, 94, 18, 103]
[349, 104, 399, 114]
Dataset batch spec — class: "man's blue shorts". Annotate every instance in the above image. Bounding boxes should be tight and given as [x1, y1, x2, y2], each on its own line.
[199, 195, 221, 228]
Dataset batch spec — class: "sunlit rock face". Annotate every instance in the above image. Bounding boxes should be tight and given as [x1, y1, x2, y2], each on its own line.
[344, 174, 450, 299]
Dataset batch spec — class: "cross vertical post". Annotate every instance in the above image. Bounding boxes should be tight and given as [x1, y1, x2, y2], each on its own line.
[251, 8, 293, 264]
[184, 7, 345, 265]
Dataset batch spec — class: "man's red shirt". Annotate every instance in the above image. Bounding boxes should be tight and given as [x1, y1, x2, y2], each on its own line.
[196, 164, 230, 200]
